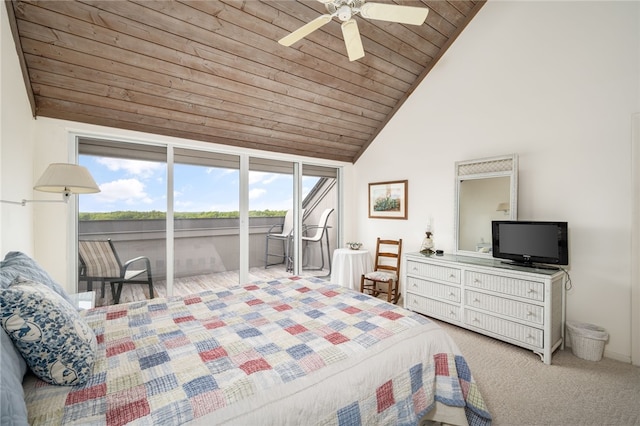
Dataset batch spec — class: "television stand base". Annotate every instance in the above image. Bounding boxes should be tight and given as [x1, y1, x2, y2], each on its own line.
[500, 261, 560, 271]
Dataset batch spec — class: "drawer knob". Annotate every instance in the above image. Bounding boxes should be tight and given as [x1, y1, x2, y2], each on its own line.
[527, 311, 534, 317]
[473, 318, 480, 323]
[528, 289, 535, 294]
[473, 298, 480, 303]
[449, 292, 456, 297]
[474, 278, 481, 283]
[449, 274, 456, 278]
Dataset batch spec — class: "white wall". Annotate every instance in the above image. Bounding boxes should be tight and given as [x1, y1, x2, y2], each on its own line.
[354, 1, 639, 362]
[0, 5, 37, 256]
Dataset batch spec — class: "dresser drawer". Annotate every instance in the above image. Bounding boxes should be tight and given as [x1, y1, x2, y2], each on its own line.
[406, 293, 460, 322]
[407, 277, 460, 303]
[406, 260, 461, 284]
[465, 290, 544, 325]
[465, 308, 543, 349]
[465, 271, 544, 302]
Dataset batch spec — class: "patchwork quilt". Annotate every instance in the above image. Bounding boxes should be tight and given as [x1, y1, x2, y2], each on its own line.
[23, 276, 491, 426]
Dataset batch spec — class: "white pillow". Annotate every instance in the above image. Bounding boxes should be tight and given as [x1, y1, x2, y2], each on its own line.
[0, 278, 97, 386]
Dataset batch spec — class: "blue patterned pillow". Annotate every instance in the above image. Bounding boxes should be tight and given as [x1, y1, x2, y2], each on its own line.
[0, 278, 97, 386]
[0, 251, 74, 306]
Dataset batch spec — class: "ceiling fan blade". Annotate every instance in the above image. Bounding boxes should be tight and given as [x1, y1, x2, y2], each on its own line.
[341, 19, 365, 61]
[360, 2, 429, 25]
[278, 14, 333, 47]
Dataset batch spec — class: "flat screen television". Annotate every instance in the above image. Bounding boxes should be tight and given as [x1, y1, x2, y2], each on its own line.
[491, 220, 569, 268]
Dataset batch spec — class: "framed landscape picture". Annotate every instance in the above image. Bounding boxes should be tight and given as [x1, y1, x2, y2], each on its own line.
[368, 180, 408, 219]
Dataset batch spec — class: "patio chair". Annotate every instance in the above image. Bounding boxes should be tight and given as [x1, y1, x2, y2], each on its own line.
[78, 239, 154, 304]
[302, 208, 334, 274]
[265, 209, 304, 270]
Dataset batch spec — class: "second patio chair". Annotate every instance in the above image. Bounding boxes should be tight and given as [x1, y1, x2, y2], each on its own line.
[78, 239, 154, 304]
[301, 208, 334, 274]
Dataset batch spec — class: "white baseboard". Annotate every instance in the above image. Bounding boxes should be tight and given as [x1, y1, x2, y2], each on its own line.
[565, 341, 631, 364]
[602, 349, 632, 364]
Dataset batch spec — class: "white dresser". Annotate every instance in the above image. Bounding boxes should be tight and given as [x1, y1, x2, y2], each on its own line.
[403, 252, 565, 364]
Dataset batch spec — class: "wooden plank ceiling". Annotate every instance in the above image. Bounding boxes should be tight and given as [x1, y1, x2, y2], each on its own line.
[7, 0, 485, 163]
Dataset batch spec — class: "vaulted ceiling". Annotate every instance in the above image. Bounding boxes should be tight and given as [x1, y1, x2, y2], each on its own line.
[6, 0, 485, 163]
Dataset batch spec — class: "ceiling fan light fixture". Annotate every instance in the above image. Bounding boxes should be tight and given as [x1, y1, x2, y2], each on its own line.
[278, 0, 429, 61]
[337, 5, 352, 21]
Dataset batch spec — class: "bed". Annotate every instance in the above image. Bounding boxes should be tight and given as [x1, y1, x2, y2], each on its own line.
[1, 252, 491, 426]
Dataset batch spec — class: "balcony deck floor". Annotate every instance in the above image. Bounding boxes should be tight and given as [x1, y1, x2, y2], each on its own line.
[86, 263, 331, 307]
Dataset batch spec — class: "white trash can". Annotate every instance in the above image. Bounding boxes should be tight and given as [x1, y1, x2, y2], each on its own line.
[566, 321, 609, 361]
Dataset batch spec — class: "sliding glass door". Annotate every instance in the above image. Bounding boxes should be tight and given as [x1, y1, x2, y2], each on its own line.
[249, 158, 294, 276]
[78, 139, 167, 305]
[173, 149, 240, 288]
[301, 164, 338, 277]
[76, 136, 340, 305]
[248, 160, 339, 278]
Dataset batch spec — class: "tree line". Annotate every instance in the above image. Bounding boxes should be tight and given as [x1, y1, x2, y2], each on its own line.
[78, 210, 287, 221]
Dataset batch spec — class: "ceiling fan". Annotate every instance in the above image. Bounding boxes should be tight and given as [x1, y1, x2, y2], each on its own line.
[278, 0, 429, 62]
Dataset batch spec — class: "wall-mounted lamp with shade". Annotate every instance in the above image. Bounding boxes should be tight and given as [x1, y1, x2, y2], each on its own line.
[0, 163, 100, 206]
[496, 202, 510, 215]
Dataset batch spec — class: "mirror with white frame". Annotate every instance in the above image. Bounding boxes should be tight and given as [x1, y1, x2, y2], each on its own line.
[454, 154, 518, 257]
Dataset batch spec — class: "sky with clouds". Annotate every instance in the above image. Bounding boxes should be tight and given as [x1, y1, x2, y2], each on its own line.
[79, 155, 318, 213]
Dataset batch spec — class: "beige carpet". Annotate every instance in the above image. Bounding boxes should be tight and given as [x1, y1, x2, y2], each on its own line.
[433, 319, 640, 426]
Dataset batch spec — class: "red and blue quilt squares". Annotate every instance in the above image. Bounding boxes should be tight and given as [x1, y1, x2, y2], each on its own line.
[22, 276, 490, 426]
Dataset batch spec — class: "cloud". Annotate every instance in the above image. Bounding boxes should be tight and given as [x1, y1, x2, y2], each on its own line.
[249, 188, 267, 199]
[95, 179, 153, 205]
[249, 172, 280, 185]
[97, 158, 162, 178]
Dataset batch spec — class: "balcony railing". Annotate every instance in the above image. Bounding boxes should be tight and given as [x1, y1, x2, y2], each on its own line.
[79, 215, 334, 281]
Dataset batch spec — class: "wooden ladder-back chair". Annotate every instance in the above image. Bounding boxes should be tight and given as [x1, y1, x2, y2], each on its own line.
[360, 238, 402, 304]
[78, 239, 154, 304]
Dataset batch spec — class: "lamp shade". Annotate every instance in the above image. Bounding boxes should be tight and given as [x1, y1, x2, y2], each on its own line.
[496, 202, 510, 212]
[33, 163, 100, 194]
